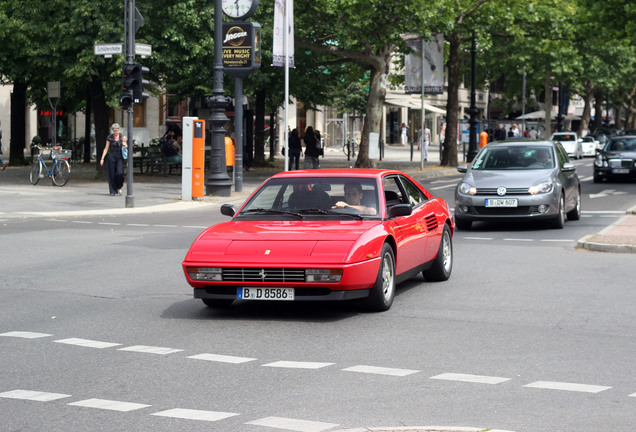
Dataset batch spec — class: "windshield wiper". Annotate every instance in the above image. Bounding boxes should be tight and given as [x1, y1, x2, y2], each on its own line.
[296, 208, 364, 219]
[240, 208, 303, 219]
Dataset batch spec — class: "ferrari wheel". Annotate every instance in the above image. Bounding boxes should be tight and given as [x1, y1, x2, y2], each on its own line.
[363, 243, 395, 312]
[202, 299, 234, 308]
[423, 224, 453, 281]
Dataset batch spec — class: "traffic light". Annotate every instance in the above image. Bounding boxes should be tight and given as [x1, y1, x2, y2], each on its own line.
[119, 90, 133, 109]
[131, 63, 149, 103]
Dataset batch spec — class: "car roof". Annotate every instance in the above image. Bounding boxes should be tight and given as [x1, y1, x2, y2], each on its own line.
[483, 140, 554, 148]
[269, 168, 405, 180]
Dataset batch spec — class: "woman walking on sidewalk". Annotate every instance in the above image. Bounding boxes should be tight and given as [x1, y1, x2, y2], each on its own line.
[100, 123, 128, 196]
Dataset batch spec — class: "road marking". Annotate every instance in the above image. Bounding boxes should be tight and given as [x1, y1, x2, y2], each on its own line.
[430, 373, 510, 384]
[582, 210, 626, 214]
[0, 389, 71, 402]
[68, 398, 151, 411]
[71, 220, 93, 224]
[263, 361, 334, 369]
[118, 345, 183, 355]
[503, 238, 533, 242]
[182, 225, 208, 229]
[430, 184, 457, 190]
[540, 239, 575, 242]
[629, 392, 636, 397]
[126, 223, 150, 227]
[188, 353, 257, 364]
[342, 365, 419, 377]
[154, 224, 178, 228]
[0, 331, 52, 339]
[97, 222, 121, 226]
[152, 408, 239, 421]
[54, 338, 121, 349]
[246, 416, 339, 432]
[524, 381, 611, 393]
[463, 237, 494, 240]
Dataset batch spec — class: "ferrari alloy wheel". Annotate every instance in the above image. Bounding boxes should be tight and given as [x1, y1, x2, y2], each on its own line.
[363, 243, 395, 312]
[423, 224, 453, 281]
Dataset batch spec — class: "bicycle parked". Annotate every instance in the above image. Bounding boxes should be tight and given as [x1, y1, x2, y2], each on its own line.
[30, 145, 71, 186]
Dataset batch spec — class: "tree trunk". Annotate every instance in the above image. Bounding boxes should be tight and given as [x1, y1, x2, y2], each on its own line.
[84, 85, 92, 163]
[441, 33, 461, 167]
[613, 100, 623, 130]
[577, 80, 593, 137]
[543, 70, 553, 137]
[592, 88, 604, 132]
[355, 65, 385, 168]
[9, 80, 28, 164]
[89, 76, 109, 178]
[253, 89, 266, 165]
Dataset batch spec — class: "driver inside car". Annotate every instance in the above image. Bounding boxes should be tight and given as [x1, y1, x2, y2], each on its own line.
[332, 182, 377, 215]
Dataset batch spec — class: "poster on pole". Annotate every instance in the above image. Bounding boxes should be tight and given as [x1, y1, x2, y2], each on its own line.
[273, 0, 294, 67]
[405, 34, 444, 94]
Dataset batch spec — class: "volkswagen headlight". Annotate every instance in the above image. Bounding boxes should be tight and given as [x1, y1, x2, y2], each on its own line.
[528, 179, 553, 195]
[458, 182, 477, 195]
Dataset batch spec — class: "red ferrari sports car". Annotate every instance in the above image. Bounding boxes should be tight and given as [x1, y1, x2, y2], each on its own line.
[182, 169, 454, 311]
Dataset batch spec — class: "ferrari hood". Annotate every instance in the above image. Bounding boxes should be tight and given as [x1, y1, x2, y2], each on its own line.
[185, 220, 381, 264]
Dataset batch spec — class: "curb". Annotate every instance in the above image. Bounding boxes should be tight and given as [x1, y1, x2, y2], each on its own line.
[576, 205, 636, 254]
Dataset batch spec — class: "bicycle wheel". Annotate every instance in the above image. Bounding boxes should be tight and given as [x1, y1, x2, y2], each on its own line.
[30, 159, 43, 185]
[52, 159, 71, 186]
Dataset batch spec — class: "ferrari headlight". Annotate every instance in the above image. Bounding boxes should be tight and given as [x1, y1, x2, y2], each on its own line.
[306, 269, 343, 282]
[187, 267, 222, 281]
[528, 179, 553, 195]
[458, 182, 477, 195]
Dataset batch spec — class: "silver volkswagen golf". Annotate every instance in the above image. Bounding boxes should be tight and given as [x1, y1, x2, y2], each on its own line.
[454, 140, 581, 230]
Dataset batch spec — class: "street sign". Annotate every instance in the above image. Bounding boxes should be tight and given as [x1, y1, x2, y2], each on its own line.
[94, 43, 124, 56]
[135, 43, 152, 57]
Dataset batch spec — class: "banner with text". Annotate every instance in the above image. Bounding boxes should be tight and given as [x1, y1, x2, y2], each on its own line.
[405, 34, 444, 95]
[273, 0, 294, 67]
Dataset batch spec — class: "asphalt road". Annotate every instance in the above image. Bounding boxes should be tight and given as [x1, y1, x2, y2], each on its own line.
[1, 158, 635, 432]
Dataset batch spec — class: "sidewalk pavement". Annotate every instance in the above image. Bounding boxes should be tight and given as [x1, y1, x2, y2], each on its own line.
[1, 142, 635, 254]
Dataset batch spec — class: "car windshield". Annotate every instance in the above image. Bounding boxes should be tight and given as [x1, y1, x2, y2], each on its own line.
[471, 146, 555, 170]
[237, 176, 381, 219]
[553, 134, 576, 141]
[607, 138, 636, 152]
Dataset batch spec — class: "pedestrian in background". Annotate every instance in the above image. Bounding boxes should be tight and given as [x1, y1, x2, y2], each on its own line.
[100, 123, 127, 196]
[288, 128, 301, 170]
[400, 122, 408, 146]
[303, 126, 320, 169]
[418, 123, 431, 161]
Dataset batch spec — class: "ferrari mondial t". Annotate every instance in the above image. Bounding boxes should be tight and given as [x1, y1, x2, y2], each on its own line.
[183, 169, 454, 312]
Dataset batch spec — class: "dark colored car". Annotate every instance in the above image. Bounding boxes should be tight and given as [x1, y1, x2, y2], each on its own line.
[594, 136, 636, 182]
[454, 140, 581, 230]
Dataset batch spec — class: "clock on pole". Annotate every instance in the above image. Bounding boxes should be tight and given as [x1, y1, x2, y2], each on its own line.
[221, 0, 259, 20]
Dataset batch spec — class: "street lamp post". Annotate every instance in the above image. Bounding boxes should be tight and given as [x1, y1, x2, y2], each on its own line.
[466, 33, 479, 162]
[205, 0, 232, 197]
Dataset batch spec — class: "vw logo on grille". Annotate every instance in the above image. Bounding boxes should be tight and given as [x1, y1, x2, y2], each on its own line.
[259, 269, 267, 281]
[497, 187, 507, 196]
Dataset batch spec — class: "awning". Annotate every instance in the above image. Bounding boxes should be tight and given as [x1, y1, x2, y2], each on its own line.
[517, 110, 580, 120]
[385, 97, 446, 114]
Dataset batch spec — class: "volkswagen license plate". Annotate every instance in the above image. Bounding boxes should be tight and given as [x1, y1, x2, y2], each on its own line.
[485, 198, 518, 207]
[237, 287, 294, 301]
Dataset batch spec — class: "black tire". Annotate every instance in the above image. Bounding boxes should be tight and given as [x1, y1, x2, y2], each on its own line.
[423, 224, 453, 281]
[362, 243, 396, 312]
[30, 160, 42, 185]
[202, 299, 234, 308]
[566, 190, 581, 221]
[454, 216, 472, 230]
[52, 159, 70, 186]
[551, 194, 565, 229]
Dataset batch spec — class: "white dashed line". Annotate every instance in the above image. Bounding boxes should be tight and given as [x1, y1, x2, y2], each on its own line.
[182, 225, 208, 229]
[152, 408, 239, 421]
[430, 373, 510, 384]
[188, 353, 257, 364]
[68, 398, 151, 412]
[263, 361, 335, 369]
[629, 392, 636, 397]
[126, 223, 150, 227]
[342, 365, 419, 377]
[154, 224, 178, 228]
[503, 238, 533, 242]
[463, 236, 494, 241]
[0, 331, 52, 339]
[524, 381, 611, 393]
[246, 416, 339, 432]
[118, 345, 183, 355]
[0, 389, 71, 402]
[71, 220, 93, 224]
[540, 239, 575, 242]
[97, 222, 121, 226]
[54, 338, 121, 349]
[430, 184, 457, 190]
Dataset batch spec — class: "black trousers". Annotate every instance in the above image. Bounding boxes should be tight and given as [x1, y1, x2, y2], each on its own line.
[106, 152, 124, 194]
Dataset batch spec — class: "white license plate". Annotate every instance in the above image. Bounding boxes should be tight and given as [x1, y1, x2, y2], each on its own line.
[612, 168, 629, 174]
[237, 287, 294, 301]
[485, 198, 518, 207]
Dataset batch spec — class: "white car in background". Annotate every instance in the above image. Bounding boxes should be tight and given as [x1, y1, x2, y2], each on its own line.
[580, 135, 599, 156]
[550, 132, 582, 159]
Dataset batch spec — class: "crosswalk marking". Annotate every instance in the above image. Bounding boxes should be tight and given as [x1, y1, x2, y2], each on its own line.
[430, 373, 510, 384]
[0, 389, 71, 402]
[0, 331, 52, 339]
[262, 361, 335, 369]
[188, 353, 257, 364]
[245, 416, 339, 432]
[342, 365, 419, 377]
[68, 398, 151, 412]
[524, 381, 611, 393]
[54, 338, 121, 349]
[118, 345, 183, 355]
[151, 408, 239, 421]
